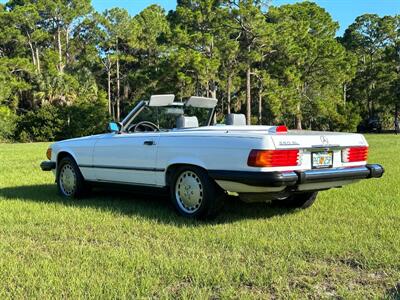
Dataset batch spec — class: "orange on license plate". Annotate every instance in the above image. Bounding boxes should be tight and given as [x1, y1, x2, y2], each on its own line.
[312, 151, 333, 169]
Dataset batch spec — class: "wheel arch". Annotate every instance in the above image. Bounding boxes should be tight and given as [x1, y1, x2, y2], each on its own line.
[165, 163, 208, 187]
[55, 150, 81, 179]
[55, 150, 86, 182]
[56, 150, 77, 166]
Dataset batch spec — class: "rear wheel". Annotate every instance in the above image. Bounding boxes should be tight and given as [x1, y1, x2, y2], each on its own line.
[57, 156, 87, 198]
[170, 166, 224, 219]
[273, 192, 318, 209]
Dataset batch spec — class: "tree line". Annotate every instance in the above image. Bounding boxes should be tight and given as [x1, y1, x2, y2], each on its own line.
[0, 0, 399, 141]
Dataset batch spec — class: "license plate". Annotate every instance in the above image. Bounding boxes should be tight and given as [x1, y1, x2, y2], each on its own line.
[312, 151, 333, 169]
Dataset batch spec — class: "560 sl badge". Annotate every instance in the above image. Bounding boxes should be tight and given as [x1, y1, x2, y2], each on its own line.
[279, 140, 300, 146]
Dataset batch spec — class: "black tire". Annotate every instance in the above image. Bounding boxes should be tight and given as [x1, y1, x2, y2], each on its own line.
[57, 156, 87, 198]
[170, 166, 224, 219]
[273, 192, 318, 209]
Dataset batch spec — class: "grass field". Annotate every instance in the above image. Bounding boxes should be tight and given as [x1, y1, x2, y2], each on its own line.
[0, 135, 399, 299]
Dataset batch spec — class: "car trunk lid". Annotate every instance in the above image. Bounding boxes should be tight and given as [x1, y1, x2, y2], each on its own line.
[270, 130, 367, 149]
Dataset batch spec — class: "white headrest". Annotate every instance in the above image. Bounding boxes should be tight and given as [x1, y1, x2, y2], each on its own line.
[176, 116, 199, 128]
[186, 96, 217, 108]
[225, 114, 246, 126]
[148, 94, 175, 106]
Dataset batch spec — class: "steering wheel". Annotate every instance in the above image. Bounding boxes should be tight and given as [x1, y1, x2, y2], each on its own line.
[131, 121, 159, 133]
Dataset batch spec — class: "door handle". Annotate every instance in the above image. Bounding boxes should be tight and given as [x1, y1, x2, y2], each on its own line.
[144, 140, 155, 146]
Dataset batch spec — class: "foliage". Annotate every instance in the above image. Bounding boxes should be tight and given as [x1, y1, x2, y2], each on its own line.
[341, 14, 400, 128]
[266, 2, 356, 130]
[15, 105, 64, 142]
[0, 106, 17, 141]
[60, 92, 109, 139]
[15, 94, 108, 142]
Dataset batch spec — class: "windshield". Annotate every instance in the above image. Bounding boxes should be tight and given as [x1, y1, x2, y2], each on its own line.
[132, 105, 212, 130]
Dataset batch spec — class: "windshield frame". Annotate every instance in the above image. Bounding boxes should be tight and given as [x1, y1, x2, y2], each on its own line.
[120, 100, 215, 132]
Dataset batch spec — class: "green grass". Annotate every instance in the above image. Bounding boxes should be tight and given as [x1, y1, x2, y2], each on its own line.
[0, 135, 399, 299]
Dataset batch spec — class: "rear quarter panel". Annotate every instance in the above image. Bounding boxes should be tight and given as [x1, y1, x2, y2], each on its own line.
[155, 130, 370, 186]
[155, 132, 271, 186]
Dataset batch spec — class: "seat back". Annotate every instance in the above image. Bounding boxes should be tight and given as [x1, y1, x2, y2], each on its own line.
[225, 113, 246, 126]
[176, 116, 199, 128]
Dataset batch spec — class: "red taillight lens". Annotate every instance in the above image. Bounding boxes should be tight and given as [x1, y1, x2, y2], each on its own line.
[247, 149, 299, 167]
[276, 125, 288, 133]
[342, 146, 368, 162]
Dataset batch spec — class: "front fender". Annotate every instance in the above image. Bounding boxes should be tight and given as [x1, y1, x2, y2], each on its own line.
[53, 147, 79, 165]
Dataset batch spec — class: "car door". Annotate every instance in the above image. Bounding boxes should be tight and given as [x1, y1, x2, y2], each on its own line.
[92, 132, 160, 186]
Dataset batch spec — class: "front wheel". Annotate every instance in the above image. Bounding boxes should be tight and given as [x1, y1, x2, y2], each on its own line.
[170, 166, 224, 219]
[273, 192, 318, 209]
[57, 156, 87, 198]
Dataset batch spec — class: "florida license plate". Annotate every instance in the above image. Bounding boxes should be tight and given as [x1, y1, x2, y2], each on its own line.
[312, 151, 333, 169]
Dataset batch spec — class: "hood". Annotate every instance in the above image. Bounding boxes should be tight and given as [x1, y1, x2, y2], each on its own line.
[54, 133, 108, 145]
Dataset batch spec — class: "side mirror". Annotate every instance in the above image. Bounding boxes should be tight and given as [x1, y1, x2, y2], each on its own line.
[107, 122, 120, 133]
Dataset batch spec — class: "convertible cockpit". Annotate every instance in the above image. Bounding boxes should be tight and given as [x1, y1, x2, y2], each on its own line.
[110, 95, 217, 133]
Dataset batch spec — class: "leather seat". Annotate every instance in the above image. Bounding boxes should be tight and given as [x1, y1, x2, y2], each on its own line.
[225, 113, 246, 126]
[176, 116, 199, 128]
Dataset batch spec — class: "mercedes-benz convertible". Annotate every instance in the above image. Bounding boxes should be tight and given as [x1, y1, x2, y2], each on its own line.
[40, 94, 384, 218]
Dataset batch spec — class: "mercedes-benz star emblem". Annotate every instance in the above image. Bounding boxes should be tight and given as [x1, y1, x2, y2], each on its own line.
[320, 135, 329, 145]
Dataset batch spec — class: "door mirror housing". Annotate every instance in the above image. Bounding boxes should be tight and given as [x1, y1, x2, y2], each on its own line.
[107, 122, 120, 133]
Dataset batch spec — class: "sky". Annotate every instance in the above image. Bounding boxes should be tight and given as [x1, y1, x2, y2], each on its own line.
[92, 0, 400, 36]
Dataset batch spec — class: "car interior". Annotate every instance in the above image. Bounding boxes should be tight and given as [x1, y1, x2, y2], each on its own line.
[175, 113, 246, 129]
[117, 95, 248, 132]
[176, 116, 199, 129]
[225, 113, 246, 126]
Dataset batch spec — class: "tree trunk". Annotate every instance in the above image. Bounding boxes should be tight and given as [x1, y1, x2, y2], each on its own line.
[211, 83, 217, 125]
[227, 75, 231, 114]
[116, 41, 121, 122]
[124, 83, 129, 100]
[258, 89, 262, 125]
[296, 102, 302, 130]
[26, 32, 37, 72]
[221, 95, 224, 115]
[107, 67, 112, 118]
[65, 26, 70, 66]
[57, 26, 63, 73]
[28, 40, 36, 68]
[35, 47, 41, 74]
[246, 67, 251, 125]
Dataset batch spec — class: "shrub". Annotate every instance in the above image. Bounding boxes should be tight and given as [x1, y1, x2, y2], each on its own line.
[59, 94, 109, 140]
[15, 105, 64, 142]
[0, 106, 17, 141]
[15, 94, 109, 142]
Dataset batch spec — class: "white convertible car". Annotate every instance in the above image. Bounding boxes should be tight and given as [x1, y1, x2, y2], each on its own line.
[41, 95, 384, 218]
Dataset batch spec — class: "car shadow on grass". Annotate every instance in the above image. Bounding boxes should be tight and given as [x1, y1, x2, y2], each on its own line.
[0, 184, 298, 225]
[386, 282, 400, 300]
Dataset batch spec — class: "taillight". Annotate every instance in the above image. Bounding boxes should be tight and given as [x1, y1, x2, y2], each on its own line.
[342, 146, 368, 163]
[276, 125, 288, 133]
[268, 125, 288, 134]
[247, 149, 299, 167]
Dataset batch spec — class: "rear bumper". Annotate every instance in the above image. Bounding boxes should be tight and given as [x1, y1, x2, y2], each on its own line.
[40, 161, 56, 171]
[208, 164, 384, 188]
